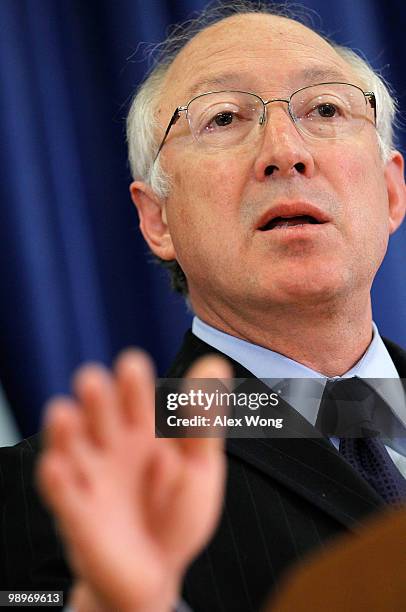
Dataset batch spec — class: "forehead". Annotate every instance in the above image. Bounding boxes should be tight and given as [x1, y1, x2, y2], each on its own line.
[162, 14, 361, 107]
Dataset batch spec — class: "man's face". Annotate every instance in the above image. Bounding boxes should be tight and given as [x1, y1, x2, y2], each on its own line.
[138, 15, 405, 319]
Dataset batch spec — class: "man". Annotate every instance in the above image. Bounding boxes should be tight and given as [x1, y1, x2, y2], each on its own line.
[1, 3, 405, 611]
[125, 5, 406, 609]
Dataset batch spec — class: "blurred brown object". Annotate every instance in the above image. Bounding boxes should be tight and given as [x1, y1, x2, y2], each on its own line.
[266, 506, 406, 612]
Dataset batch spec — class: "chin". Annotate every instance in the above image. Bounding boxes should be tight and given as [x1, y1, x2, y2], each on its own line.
[260, 269, 352, 306]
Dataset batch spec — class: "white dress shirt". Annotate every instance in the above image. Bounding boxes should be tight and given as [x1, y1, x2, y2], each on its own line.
[192, 317, 406, 476]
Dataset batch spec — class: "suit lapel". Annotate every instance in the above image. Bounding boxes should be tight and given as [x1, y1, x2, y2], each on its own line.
[226, 437, 383, 530]
[166, 330, 394, 529]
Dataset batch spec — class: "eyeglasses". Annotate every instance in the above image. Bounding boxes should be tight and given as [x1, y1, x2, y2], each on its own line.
[154, 82, 376, 161]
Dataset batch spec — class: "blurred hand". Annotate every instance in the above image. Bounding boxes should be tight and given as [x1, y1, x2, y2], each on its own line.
[37, 349, 232, 612]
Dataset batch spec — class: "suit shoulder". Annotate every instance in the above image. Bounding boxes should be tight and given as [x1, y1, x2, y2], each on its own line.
[0, 431, 72, 590]
[0, 432, 43, 461]
[0, 433, 43, 500]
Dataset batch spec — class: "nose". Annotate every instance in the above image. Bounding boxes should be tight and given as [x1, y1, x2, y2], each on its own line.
[254, 105, 315, 181]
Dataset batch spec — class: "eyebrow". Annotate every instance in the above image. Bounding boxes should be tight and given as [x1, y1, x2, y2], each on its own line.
[299, 66, 351, 84]
[188, 73, 244, 98]
[187, 66, 352, 99]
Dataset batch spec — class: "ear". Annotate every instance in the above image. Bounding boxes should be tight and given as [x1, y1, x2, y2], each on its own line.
[130, 181, 176, 260]
[384, 151, 406, 234]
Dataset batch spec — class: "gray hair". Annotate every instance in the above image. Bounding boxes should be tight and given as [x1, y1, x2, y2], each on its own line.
[126, 1, 398, 296]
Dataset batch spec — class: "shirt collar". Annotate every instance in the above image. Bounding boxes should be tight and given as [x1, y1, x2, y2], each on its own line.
[192, 316, 398, 379]
[192, 316, 405, 427]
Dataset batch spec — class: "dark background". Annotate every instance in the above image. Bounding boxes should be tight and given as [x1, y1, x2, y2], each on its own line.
[0, 0, 405, 436]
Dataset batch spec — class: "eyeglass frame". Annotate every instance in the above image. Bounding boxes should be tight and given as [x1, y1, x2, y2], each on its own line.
[153, 81, 377, 162]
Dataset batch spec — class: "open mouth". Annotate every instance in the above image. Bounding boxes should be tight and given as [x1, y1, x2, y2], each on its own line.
[259, 214, 321, 231]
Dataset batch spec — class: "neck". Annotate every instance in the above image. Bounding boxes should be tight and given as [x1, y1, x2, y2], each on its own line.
[192, 295, 373, 377]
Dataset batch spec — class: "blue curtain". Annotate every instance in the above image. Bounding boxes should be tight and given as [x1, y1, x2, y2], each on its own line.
[1, 0, 405, 437]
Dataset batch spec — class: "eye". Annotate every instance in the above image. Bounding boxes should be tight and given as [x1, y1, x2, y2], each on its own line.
[304, 99, 348, 121]
[199, 103, 250, 133]
[189, 93, 261, 142]
[213, 111, 234, 126]
[204, 108, 241, 132]
[296, 94, 350, 122]
[316, 103, 337, 118]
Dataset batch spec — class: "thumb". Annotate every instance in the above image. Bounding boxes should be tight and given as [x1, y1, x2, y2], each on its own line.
[179, 355, 233, 457]
[185, 354, 233, 380]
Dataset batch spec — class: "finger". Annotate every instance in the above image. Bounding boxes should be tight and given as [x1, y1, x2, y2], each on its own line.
[37, 450, 81, 517]
[37, 404, 92, 517]
[73, 364, 120, 447]
[114, 349, 156, 429]
[42, 396, 81, 453]
[180, 355, 233, 457]
[185, 354, 233, 380]
[40, 399, 100, 489]
[37, 443, 101, 560]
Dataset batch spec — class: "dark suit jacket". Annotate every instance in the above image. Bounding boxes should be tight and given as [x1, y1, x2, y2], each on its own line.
[168, 332, 405, 612]
[0, 435, 71, 598]
[0, 332, 404, 612]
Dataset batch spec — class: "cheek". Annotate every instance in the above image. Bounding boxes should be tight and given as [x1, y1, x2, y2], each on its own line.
[336, 147, 389, 218]
[172, 156, 248, 226]
[337, 152, 390, 263]
[337, 152, 370, 192]
[166, 157, 249, 273]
